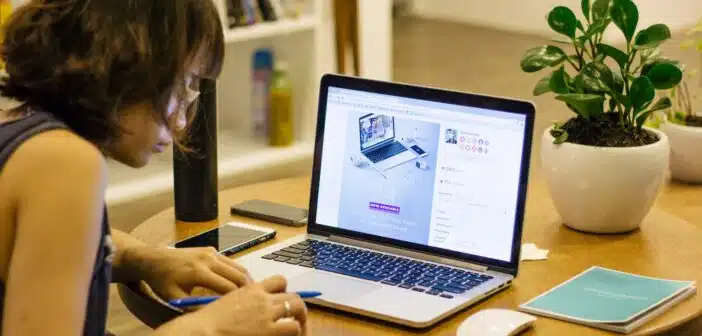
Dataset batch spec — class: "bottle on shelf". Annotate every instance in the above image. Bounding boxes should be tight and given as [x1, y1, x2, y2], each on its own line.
[251, 48, 274, 138]
[0, 0, 11, 71]
[227, 0, 284, 27]
[278, 0, 303, 18]
[268, 61, 294, 147]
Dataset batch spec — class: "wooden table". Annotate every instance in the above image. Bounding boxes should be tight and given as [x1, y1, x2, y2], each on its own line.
[129, 175, 702, 335]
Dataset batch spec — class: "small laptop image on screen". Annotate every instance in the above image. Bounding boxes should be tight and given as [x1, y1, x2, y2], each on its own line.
[359, 114, 395, 150]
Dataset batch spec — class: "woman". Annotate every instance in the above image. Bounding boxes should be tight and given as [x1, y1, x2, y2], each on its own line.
[0, 1, 307, 335]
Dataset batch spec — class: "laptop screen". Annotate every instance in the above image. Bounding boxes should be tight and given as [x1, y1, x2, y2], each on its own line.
[314, 86, 528, 263]
[359, 114, 395, 150]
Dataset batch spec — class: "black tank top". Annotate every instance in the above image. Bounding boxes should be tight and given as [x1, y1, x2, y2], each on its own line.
[0, 110, 114, 335]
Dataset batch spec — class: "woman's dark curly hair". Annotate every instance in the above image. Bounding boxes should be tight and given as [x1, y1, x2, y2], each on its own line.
[0, 0, 224, 147]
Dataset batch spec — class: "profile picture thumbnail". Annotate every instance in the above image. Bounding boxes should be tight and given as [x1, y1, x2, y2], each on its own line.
[445, 128, 458, 144]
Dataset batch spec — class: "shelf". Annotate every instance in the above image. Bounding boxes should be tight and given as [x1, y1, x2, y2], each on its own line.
[224, 16, 317, 43]
[106, 134, 314, 206]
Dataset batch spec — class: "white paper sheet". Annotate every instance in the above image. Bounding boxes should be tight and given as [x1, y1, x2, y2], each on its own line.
[521, 243, 549, 261]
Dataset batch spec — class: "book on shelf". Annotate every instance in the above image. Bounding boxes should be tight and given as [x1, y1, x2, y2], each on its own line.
[226, 0, 249, 28]
[257, 0, 277, 21]
[248, 0, 264, 23]
[518, 266, 696, 334]
[226, 0, 303, 28]
[267, 0, 286, 20]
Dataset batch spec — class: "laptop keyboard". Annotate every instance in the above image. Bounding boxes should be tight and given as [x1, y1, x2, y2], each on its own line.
[365, 141, 408, 163]
[262, 239, 494, 299]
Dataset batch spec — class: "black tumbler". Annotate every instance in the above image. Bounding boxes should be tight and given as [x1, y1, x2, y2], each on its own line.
[173, 78, 218, 222]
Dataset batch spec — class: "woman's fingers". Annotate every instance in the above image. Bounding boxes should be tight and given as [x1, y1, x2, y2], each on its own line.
[259, 274, 288, 294]
[272, 319, 303, 336]
[270, 292, 302, 305]
[194, 270, 238, 294]
[162, 284, 190, 300]
[159, 284, 191, 307]
[218, 255, 253, 278]
[270, 294, 307, 324]
[210, 260, 250, 288]
[215, 254, 254, 283]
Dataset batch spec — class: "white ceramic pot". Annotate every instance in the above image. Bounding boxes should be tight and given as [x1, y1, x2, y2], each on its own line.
[660, 121, 702, 183]
[540, 127, 669, 233]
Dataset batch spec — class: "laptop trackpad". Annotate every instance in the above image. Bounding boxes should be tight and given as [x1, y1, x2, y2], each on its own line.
[288, 272, 381, 302]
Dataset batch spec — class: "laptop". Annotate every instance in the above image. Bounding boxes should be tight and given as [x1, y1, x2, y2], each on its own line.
[358, 113, 417, 171]
[235, 74, 535, 328]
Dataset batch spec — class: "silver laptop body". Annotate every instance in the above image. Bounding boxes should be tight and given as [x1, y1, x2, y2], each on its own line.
[236, 74, 535, 328]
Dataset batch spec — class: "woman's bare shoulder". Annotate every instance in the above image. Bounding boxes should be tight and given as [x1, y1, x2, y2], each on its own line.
[11, 129, 104, 167]
[2, 129, 107, 195]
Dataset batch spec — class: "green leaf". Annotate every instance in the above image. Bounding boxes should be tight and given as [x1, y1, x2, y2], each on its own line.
[576, 20, 585, 32]
[645, 63, 683, 89]
[591, 0, 612, 22]
[570, 75, 586, 93]
[610, 0, 638, 42]
[630, 76, 655, 112]
[555, 93, 606, 118]
[634, 24, 671, 49]
[641, 47, 661, 60]
[635, 97, 672, 128]
[673, 111, 686, 123]
[548, 6, 578, 38]
[609, 71, 626, 105]
[641, 58, 679, 77]
[550, 38, 572, 44]
[580, 18, 611, 41]
[520, 45, 568, 72]
[596, 43, 628, 69]
[580, 62, 615, 92]
[550, 128, 569, 144]
[612, 71, 624, 93]
[582, 0, 591, 21]
[533, 74, 553, 96]
[640, 47, 662, 64]
[647, 97, 672, 113]
[549, 66, 571, 94]
[554, 129, 569, 144]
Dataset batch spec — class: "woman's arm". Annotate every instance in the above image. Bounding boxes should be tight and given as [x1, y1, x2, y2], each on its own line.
[2, 131, 107, 336]
[110, 228, 149, 283]
[109, 227, 253, 299]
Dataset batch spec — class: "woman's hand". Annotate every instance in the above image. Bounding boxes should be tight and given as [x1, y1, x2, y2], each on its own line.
[131, 245, 254, 300]
[154, 275, 308, 336]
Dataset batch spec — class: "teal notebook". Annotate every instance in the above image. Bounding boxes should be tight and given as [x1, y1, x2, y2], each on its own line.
[519, 266, 696, 334]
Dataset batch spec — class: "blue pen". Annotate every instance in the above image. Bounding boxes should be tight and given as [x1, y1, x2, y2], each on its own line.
[168, 291, 322, 308]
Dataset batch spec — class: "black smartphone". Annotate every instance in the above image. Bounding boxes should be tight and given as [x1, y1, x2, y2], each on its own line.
[230, 199, 308, 227]
[410, 144, 427, 157]
[169, 222, 276, 256]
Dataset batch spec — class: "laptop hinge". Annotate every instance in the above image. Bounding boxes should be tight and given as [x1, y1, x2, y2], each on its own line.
[327, 235, 489, 273]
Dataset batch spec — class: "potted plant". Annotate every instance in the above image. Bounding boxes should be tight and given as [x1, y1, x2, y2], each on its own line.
[520, 0, 683, 233]
[658, 19, 702, 183]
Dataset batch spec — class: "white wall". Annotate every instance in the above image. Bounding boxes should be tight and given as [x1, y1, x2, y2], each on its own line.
[359, 0, 393, 80]
[411, 0, 702, 44]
